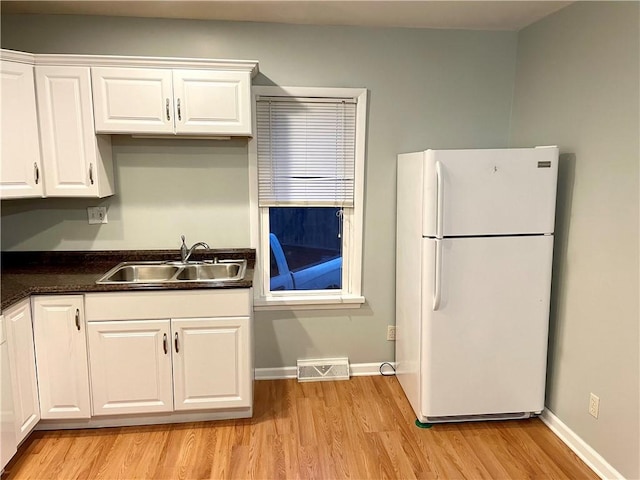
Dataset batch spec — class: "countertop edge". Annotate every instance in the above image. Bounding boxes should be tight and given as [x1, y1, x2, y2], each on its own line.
[1, 249, 255, 312]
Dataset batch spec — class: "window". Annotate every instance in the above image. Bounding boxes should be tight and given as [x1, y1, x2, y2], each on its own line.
[249, 86, 367, 309]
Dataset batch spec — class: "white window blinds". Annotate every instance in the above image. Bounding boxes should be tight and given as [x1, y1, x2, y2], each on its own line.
[256, 97, 357, 207]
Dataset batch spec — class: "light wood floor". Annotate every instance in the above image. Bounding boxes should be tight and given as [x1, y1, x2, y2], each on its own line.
[3, 376, 598, 479]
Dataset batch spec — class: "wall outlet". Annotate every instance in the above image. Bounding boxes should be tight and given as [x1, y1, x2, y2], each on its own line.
[589, 393, 600, 418]
[87, 206, 108, 225]
[386, 325, 396, 341]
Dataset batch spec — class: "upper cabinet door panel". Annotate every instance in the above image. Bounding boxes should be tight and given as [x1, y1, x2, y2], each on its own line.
[172, 70, 251, 135]
[0, 60, 44, 199]
[36, 66, 100, 196]
[92, 67, 173, 134]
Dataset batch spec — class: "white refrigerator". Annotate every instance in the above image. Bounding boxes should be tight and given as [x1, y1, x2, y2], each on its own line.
[395, 146, 558, 423]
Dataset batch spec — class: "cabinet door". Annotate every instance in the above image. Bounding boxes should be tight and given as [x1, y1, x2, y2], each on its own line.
[32, 296, 91, 419]
[91, 67, 173, 134]
[0, 60, 44, 199]
[36, 66, 113, 197]
[172, 317, 251, 411]
[172, 70, 251, 135]
[0, 315, 18, 470]
[88, 320, 173, 415]
[4, 299, 40, 443]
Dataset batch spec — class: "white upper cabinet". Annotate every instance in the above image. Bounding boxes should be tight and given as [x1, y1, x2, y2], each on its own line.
[92, 67, 252, 136]
[0, 57, 44, 199]
[172, 70, 251, 135]
[1, 49, 258, 199]
[91, 67, 174, 134]
[35, 66, 114, 197]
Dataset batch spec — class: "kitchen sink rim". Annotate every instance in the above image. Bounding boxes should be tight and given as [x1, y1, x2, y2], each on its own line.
[96, 259, 247, 285]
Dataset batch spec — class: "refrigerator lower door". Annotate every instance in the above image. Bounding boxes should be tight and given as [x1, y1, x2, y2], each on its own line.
[420, 235, 553, 421]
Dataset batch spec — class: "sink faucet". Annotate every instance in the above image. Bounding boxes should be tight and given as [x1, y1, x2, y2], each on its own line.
[180, 235, 210, 263]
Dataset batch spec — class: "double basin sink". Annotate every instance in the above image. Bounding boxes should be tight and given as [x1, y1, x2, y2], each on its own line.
[96, 259, 247, 285]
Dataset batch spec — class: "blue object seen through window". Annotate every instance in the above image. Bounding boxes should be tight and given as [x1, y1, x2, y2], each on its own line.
[269, 207, 343, 291]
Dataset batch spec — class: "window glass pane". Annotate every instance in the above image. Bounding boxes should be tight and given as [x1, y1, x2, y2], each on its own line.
[269, 207, 342, 291]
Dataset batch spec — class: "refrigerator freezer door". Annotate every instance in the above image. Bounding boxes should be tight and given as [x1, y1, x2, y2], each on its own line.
[420, 235, 553, 420]
[422, 147, 558, 237]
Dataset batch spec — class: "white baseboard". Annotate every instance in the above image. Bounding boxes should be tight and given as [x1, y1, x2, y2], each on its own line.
[255, 366, 297, 380]
[255, 362, 395, 380]
[540, 409, 625, 480]
[350, 362, 396, 376]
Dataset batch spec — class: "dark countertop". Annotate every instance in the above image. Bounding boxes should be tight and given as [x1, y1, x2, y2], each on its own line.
[1, 249, 255, 312]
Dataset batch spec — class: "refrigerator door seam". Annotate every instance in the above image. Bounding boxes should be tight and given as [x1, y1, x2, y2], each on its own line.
[424, 233, 552, 239]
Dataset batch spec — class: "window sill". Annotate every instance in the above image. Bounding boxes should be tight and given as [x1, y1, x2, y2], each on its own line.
[253, 294, 366, 311]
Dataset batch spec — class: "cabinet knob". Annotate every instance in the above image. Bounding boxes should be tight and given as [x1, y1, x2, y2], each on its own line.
[174, 332, 179, 353]
[177, 98, 182, 121]
[75, 309, 81, 331]
[166, 98, 171, 121]
[34, 163, 40, 185]
[89, 164, 94, 185]
[163, 333, 168, 354]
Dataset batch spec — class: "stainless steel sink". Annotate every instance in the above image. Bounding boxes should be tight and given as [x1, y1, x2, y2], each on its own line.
[101, 264, 180, 283]
[175, 263, 243, 281]
[96, 260, 246, 285]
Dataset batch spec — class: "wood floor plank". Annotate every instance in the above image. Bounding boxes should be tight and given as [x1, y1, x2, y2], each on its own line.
[377, 430, 419, 480]
[2, 376, 600, 480]
[524, 420, 598, 479]
[457, 427, 516, 480]
[208, 424, 234, 479]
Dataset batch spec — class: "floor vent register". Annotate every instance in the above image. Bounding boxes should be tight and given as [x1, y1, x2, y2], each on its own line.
[297, 357, 350, 382]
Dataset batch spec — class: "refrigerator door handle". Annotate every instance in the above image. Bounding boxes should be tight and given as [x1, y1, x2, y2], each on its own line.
[435, 161, 444, 239]
[433, 239, 443, 310]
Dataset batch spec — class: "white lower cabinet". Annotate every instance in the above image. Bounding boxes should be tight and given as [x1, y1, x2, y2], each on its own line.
[0, 287, 252, 467]
[87, 316, 251, 416]
[32, 295, 92, 419]
[84, 290, 253, 418]
[88, 319, 173, 415]
[3, 299, 40, 444]
[172, 317, 251, 411]
[1, 314, 18, 471]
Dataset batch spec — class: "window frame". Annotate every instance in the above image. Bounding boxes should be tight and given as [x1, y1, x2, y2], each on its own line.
[249, 86, 367, 310]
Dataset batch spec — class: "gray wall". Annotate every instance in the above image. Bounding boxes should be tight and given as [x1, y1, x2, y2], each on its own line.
[510, 2, 639, 478]
[1, 137, 251, 250]
[1, 15, 517, 367]
[3, 7, 638, 476]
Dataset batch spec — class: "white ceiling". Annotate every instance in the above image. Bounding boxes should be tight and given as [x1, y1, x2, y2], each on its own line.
[1, 1, 573, 31]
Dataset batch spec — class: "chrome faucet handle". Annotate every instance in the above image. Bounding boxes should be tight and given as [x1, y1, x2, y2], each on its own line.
[180, 235, 188, 262]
